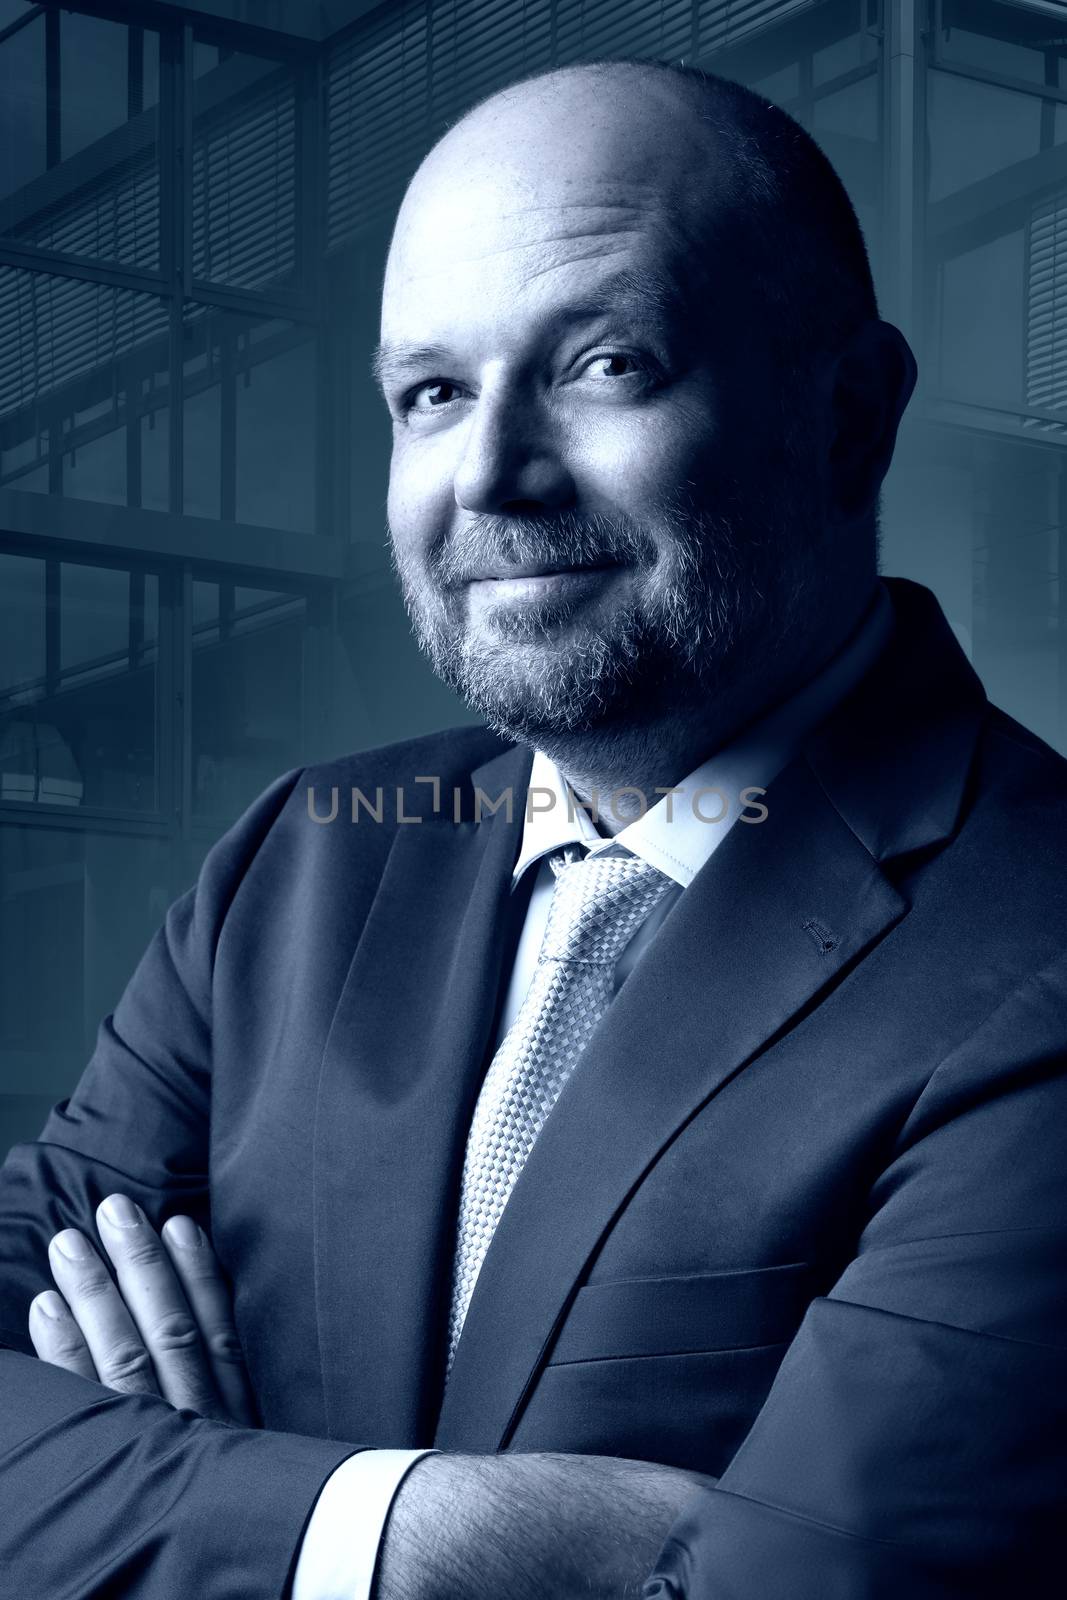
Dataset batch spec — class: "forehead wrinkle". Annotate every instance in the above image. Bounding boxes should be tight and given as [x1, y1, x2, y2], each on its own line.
[477, 238, 642, 287]
[391, 230, 644, 282]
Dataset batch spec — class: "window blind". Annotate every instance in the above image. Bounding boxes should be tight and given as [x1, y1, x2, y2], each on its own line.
[192, 55, 297, 291]
[0, 268, 167, 417]
[9, 153, 160, 272]
[1027, 189, 1067, 438]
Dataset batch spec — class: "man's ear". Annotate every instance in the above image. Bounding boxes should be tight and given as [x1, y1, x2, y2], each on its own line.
[828, 319, 917, 526]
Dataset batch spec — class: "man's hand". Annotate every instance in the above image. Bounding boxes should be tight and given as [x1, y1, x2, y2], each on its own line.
[27, 1192, 257, 1426]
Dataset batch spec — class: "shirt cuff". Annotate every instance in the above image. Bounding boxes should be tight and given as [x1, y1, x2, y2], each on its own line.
[292, 1448, 438, 1600]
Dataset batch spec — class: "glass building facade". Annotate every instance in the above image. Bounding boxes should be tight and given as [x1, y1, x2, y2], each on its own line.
[1, 0, 1065, 1153]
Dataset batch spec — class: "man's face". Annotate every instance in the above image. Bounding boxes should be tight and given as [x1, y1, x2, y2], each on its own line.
[378, 73, 830, 744]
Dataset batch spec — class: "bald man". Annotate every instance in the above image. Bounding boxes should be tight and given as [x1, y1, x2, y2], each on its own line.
[2, 60, 1066, 1600]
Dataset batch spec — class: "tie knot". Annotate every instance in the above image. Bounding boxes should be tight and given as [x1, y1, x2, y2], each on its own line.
[541, 848, 672, 966]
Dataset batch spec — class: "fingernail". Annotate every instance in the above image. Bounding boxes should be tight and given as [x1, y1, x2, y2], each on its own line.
[163, 1215, 203, 1250]
[52, 1229, 93, 1261]
[100, 1194, 145, 1229]
[33, 1291, 68, 1320]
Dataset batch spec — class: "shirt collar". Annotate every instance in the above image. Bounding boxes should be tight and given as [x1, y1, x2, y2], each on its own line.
[512, 579, 895, 890]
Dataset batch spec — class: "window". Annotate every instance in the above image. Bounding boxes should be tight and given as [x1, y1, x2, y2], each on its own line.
[1, 11, 161, 271]
[191, 579, 306, 818]
[182, 310, 316, 531]
[192, 44, 299, 292]
[0, 553, 159, 812]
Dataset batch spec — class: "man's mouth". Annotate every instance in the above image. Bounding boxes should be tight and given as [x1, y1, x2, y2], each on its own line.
[468, 557, 623, 581]
[464, 558, 626, 607]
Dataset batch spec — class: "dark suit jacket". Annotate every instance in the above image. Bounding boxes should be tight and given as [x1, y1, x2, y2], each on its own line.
[1, 576, 1065, 1598]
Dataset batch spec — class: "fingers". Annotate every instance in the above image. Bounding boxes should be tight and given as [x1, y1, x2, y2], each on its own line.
[45, 1226, 160, 1398]
[161, 1215, 258, 1427]
[91, 1194, 228, 1420]
[34, 1196, 256, 1426]
[28, 1289, 98, 1381]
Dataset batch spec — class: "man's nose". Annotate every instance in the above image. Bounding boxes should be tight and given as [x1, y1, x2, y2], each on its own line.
[453, 387, 574, 514]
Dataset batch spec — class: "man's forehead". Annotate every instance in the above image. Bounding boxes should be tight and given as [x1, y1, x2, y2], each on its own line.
[385, 71, 726, 280]
[380, 172, 712, 353]
[386, 183, 685, 299]
[391, 175, 661, 268]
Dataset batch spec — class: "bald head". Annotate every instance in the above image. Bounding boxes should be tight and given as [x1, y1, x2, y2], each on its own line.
[386, 59, 878, 375]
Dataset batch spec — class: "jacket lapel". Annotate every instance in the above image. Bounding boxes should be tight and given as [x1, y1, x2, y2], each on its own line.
[435, 577, 988, 1450]
[312, 745, 532, 1446]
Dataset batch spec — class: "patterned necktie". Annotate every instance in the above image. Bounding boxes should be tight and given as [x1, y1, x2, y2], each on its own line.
[446, 846, 673, 1372]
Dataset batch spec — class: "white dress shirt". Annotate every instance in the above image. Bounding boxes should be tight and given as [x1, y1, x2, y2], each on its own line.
[293, 581, 895, 1599]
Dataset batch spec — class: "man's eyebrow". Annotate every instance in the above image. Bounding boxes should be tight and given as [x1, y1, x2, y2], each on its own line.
[371, 269, 680, 393]
[371, 342, 452, 393]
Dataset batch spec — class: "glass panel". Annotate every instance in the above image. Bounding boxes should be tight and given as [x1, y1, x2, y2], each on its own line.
[813, 75, 879, 143]
[937, 231, 1026, 408]
[0, 2, 35, 30]
[750, 62, 800, 104]
[1, 13, 160, 269]
[191, 581, 306, 817]
[62, 419, 126, 506]
[0, 416, 49, 492]
[55, 562, 158, 809]
[183, 383, 221, 520]
[60, 564, 129, 678]
[193, 42, 221, 78]
[970, 439, 1063, 751]
[0, 268, 169, 510]
[928, 71, 1043, 203]
[936, 1, 1064, 90]
[0, 825, 174, 1129]
[938, 27, 1046, 85]
[0, 11, 45, 203]
[141, 27, 160, 111]
[236, 332, 316, 533]
[0, 559, 158, 812]
[812, 29, 877, 87]
[192, 45, 298, 290]
[182, 310, 316, 532]
[0, 557, 45, 770]
[882, 429, 1065, 751]
[139, 391, 169, 514]
[60, 13, 130, 161]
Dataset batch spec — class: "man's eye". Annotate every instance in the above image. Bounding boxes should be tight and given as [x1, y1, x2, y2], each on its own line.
[407, 380, 462, 411]
[580, 352, 648, 382]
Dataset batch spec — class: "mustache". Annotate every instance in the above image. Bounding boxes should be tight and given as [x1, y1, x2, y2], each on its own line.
[427, 513, 660, 587]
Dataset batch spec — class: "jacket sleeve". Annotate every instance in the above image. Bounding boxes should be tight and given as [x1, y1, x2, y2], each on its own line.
[0, 767, 357, 1600]
[644, 951, 1067, 1599]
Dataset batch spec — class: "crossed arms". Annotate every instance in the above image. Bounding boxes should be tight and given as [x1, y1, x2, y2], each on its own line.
[26, 1195, 705, 1600]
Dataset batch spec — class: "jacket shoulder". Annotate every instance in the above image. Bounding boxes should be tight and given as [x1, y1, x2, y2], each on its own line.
[973, 702, 1067, 831]
[304, 724, 513, 793]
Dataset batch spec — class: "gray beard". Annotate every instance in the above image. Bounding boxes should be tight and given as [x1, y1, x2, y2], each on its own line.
[390, 488, 826, 749]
